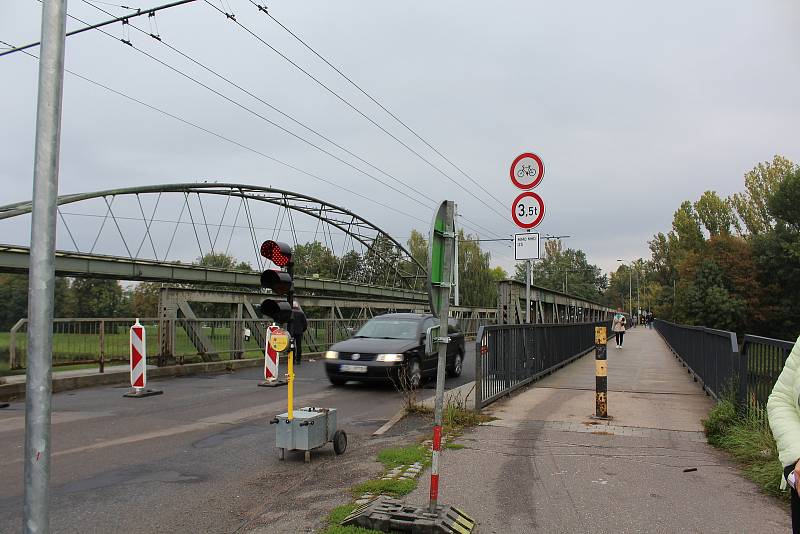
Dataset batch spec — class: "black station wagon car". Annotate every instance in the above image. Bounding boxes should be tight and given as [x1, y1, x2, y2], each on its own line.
[324, 313, 465, 387]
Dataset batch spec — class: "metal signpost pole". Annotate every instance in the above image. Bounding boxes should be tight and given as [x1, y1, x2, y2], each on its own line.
[24, 0, 68, 531]
[525, 259, 531, 323]
[428, 201, 454, 514]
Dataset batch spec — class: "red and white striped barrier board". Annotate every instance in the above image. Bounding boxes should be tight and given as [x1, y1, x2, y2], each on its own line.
[130, 319, 147, 389]
[264, 325, 282, 380]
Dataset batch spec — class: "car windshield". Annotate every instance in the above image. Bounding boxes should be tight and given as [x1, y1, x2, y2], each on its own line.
[354, 318, 418, 340]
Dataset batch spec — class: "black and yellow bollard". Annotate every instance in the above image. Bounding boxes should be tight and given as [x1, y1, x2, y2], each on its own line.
[594, 326, 610, 419]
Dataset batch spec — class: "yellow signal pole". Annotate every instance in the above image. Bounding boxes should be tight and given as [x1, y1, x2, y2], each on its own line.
[287, 338, 295, 421]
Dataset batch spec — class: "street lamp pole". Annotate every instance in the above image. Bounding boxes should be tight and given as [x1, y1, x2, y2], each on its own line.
[617, 259, 633, 319]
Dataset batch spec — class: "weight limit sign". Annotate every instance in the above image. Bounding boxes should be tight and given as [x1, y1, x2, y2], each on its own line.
[511, 191, 545, 229]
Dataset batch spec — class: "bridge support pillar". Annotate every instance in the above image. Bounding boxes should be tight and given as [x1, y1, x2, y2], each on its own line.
[158, 287, 177, 366]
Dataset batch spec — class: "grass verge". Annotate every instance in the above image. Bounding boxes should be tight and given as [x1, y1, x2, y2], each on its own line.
[321, 505, 382, 534]
[703, 399, 786, 500]
[321, 398, 484, 532]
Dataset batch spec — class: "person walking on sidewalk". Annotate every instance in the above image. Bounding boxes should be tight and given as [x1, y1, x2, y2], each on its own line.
[612, 314, 626, 348]
[767, 335, 800, 533]
[290, 301, 308, 365]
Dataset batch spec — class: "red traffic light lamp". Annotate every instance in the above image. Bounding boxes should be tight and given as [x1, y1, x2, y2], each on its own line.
[261, 240, 293, 267]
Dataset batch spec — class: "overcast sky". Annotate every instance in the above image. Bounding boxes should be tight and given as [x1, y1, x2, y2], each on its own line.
[1, 0, 799, 276]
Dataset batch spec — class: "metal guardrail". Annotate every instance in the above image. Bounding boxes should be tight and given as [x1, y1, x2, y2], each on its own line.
[474, 321, 611, 409]
[4, 313, 497, 373]
[653, 319, 739, 402]
[740, 334, 795, 422]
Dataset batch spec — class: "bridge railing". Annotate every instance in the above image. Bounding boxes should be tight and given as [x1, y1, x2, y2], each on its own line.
[3, 312, 497, 373]
[652, 319, 799, 424]
[653, 319, 740, 402]
[740, 334, 795, 424]
[474, 321, 611, 410]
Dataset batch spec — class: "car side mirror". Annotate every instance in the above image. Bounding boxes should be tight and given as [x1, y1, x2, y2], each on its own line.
[424, 325, 439, 355]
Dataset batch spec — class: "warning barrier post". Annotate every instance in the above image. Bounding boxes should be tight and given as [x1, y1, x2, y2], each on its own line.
[593, 326, 609, 419]
[123, 319, 162, 398]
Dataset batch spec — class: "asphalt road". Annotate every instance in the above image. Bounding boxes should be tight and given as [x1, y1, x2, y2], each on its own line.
[0, 346, 475, 533]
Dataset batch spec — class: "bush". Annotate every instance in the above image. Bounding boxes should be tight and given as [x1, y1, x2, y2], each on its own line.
[703, 401, 786, 499]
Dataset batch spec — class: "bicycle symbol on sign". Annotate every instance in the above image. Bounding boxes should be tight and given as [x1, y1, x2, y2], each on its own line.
[517, 164, 537, 178]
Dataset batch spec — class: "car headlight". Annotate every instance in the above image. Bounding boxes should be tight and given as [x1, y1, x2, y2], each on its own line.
[325, 350, 339, 359]
[376, 353, 404, 362]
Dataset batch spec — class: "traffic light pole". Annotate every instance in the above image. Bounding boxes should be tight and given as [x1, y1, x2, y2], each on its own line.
[24, 0, 68, 531]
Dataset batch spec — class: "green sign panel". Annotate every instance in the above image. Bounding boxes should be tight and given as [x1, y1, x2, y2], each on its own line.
[427, 201, 455, 318]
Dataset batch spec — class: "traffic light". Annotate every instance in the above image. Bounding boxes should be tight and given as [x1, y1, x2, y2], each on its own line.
[259, 240, 294, 324]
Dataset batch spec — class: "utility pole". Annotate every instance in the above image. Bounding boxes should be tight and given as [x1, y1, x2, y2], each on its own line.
[24, 0, 68, 531]
[617, 259, 633, 319]
[526, 258, 531, 323]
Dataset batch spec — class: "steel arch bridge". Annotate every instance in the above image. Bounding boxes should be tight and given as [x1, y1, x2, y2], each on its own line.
[0, 183, 427, 294]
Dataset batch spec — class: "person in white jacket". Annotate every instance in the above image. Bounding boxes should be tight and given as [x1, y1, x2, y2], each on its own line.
[767, 336, 800, 533]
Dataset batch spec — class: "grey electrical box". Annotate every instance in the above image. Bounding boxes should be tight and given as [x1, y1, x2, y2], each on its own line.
[275, 407, 337, 452]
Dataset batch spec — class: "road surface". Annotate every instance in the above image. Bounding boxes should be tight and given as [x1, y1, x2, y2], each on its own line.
[0, 347, 475, 533]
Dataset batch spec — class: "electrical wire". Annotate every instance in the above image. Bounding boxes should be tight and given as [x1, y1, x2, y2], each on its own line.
[0, 0, 197, 58]
[72, 4, 510, 244]
[61, 6, 436, 217]
[206, 0, 512, 227]
[80, 0, 452, 223]
[259, 4, 510, 215]
[0, 39, 429, 226]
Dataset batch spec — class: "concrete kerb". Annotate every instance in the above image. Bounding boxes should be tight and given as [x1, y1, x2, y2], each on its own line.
[0, 351, 323, 402]
[0, 358, 260, 401]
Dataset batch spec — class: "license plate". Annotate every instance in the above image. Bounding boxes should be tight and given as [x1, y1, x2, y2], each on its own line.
[340, 364, 368, 373]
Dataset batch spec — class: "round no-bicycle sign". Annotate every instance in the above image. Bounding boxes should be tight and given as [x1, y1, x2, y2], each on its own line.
[510, 152, 544, 189]
[511, 191, 545, 229]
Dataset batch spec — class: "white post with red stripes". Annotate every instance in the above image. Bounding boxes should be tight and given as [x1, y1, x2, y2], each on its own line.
[130, 319, 146, 390]
[259, 324, 288, 388]
[124, 319, 162, 398]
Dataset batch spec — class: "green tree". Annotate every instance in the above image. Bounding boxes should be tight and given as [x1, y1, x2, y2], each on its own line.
[515, 240, 606, 301]
[683, 260, 746, 332]
[695, 190, 735, 237]
[0, 275, 70, 329]
[131, 282, 161, 317]
[730, 155, 797, 235]
[338, 250, 363, 283]
[671, 201, 704, 253]
[293, 241, 337, 279]
[66, 278, 127, 318]
[407, 229, 428, 267]
[751, 167, 800, 338]
[457, 230, 497, 307]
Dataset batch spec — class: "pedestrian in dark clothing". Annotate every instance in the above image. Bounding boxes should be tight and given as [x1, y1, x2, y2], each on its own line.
[290, 301, 308, 365]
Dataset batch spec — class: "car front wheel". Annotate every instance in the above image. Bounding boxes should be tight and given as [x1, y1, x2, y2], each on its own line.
[447, 352, 463, 378]
[404, 359, 422, 389]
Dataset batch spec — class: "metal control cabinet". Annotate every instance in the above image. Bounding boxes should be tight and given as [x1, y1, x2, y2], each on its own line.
[274, 407, 345, 461]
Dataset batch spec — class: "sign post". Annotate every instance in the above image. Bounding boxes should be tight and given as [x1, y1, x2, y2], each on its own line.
[427, 200, 456, 515]
[515, 233, 540, 323]
[510, 152, 546, 324]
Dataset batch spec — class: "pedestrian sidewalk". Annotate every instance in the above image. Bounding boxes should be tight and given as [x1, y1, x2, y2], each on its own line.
[1, 365, 132, 385]
[407, 327, 790, 533]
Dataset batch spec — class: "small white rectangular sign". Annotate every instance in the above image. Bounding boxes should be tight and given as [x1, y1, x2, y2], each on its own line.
[515, 233, 540, 260]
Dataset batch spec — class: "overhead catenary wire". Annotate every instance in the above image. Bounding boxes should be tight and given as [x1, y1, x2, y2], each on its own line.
[258, 4, 510, 215]
[0, 0, 198, 58]
[205, 0, 512, 227]
[29, 5, 509, 244]
[0, 39, 429, 227]
[78, 1, 452, 224]
[58, 7, 437, 218]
